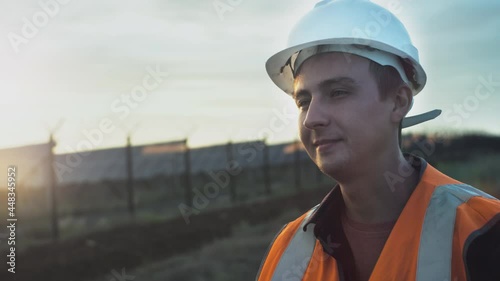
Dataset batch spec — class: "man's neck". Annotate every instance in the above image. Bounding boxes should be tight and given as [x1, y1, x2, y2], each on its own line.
[339, 152, 420, 224]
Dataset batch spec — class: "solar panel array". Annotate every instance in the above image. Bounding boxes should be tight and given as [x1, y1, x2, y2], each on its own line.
[1, 140, 310, 187]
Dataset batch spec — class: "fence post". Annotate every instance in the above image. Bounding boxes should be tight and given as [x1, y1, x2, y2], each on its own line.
[125, 135, 135, 218]
[183, 139, 193, 207]
[48, 134, 59, 242]
[262, 139, 271, 195]
[226, 141, 237, 203]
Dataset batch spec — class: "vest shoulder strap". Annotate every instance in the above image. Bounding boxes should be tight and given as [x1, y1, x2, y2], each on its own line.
[270, 204, 319, 281]
[416, 183, 496, 281]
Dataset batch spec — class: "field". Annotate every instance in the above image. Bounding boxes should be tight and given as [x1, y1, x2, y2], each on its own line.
[0, 160, 329, 251]
[0, 137, 498, 281]
[95, 209, 304, 281]
[435, 153, 500, 197]
[0, 184, 331, 281]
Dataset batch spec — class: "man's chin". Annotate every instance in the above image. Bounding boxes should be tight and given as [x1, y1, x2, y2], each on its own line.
[318, 160, 344, 178]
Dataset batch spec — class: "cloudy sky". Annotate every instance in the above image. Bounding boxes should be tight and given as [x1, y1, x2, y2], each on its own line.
[1, 0, 499, 153]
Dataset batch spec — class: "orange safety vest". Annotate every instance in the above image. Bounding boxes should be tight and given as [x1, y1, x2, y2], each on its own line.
[256, 161, 500, 281]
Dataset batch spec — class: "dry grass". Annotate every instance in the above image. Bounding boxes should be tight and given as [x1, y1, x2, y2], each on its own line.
[111, 209, 303, 281]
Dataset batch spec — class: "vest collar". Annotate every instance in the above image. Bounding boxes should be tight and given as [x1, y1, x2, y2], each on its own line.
[300, 154, 428, 280]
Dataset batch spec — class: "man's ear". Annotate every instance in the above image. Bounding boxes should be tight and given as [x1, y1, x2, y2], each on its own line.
[391, 84, 413, 124]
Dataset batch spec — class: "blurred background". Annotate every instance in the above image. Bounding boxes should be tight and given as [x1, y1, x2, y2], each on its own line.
[0, 0, 499, 280]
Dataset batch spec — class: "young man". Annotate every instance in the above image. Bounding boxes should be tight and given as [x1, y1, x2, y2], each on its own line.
[256, 1, 500, 280]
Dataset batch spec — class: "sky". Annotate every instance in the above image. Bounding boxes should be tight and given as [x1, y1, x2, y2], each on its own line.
[1, 0, 499, 153]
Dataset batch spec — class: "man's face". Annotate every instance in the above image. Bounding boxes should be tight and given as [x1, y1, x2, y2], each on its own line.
[293, 52, 396, 178]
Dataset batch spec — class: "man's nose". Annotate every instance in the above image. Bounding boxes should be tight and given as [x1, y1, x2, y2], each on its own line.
[303, 99, 330, 130]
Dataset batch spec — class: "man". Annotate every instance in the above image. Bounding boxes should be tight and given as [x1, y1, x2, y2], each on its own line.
[256, 0, 500, 280]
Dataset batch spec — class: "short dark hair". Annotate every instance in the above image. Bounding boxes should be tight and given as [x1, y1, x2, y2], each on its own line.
[368, 60, 407, 100]
[368, 60, 407, 145]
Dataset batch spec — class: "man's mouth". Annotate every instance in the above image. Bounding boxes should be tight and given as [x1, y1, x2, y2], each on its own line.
[313, 139, 342, 151]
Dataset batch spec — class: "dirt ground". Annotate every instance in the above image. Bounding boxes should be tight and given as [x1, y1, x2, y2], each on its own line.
[0, 186, 330, 281]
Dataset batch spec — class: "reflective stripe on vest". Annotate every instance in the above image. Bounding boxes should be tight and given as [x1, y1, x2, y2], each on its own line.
[271, 204, 320, 281]
[416, 184, 495, 281]
[270, 184, 495, 281]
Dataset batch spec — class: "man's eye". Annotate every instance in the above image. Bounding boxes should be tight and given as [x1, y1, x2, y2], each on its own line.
[330, 90, 349, 97]
[296, 99, 310, 108]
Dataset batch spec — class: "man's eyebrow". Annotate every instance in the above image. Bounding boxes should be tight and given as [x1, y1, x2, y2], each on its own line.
[293, 77, 357, 99]
[318, 77, 357, 89]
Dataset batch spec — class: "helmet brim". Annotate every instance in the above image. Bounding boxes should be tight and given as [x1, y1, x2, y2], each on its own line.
[265, 38, 427, 96]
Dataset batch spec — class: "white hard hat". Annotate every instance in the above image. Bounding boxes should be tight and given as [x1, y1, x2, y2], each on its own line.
[266, 0, 441, 127]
